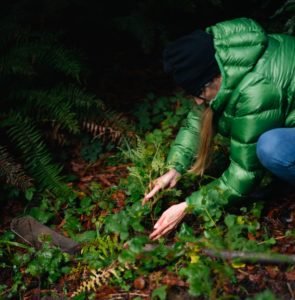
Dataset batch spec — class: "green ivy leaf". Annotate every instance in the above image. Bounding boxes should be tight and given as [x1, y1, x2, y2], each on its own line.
[25, 187, 36, 201]
[224, 214, 236, 228]
[29, 207, 54, 223]
[177, 223, 198, 242]
[128, 236, 149, 253]
[151, 285, 167, 300]
[118, 249, 136, 264]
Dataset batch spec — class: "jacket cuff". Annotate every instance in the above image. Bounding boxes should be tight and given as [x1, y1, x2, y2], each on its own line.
[166, 161, 186, 175]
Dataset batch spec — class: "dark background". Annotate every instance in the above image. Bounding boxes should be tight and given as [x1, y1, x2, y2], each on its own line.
[1, 0, 288, 111]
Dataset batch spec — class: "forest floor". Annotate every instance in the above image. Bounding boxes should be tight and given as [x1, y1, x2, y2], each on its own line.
[72, 157, 295, 300]
[1, 62, 295, 298]
[2, 152, 294, 300]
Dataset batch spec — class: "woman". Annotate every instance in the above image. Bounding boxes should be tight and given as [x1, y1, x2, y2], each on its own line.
[143, 17, 295, 240]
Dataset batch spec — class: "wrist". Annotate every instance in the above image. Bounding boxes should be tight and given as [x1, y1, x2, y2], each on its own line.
[169, 169, 181, 177]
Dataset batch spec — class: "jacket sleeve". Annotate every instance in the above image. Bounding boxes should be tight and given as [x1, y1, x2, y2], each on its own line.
[166, 106, 204, 174]
[186, 80, 284, 214]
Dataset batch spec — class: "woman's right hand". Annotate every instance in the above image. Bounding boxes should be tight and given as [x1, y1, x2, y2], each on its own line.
[142, 169, 180, 205]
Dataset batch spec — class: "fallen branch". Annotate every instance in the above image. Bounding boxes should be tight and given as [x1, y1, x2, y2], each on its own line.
[202, 249, 295, 265]
[143, 244, 295, 265]
[104, 292, 149, 299]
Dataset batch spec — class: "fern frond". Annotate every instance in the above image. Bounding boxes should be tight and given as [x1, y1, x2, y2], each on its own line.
[45, 123, 67, 146]
[11, 88, 80, 134]
[9, 84, 108, 140]
[0, 18, 122, 194]
[37, 44, 83, 80]
[71, 235, 129, 297]
[0, 145, 33, 190]
[59, 85, 105, 120]
[82, 108, 136, 146]
[0, 43, 82, 80]
[81, 235, 122, 269]
[0, 18, 83, 80]
[121, 136, 147, 163]
[71, 262, 135, 297]
[1, 114, 67, 194]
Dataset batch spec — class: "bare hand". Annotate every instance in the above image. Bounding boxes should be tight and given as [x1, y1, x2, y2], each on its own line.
[149, 202, 187, 240]
[143, 169, 180, 205]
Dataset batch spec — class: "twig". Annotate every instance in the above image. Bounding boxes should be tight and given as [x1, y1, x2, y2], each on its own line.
[105, 292, 149, 299]
[287, 282, 295, 300]
[202, 249, 295, 265]
[143, 243, 295, 264]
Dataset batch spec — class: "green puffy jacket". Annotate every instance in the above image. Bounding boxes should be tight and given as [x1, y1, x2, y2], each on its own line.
[166, 18, 295, 213]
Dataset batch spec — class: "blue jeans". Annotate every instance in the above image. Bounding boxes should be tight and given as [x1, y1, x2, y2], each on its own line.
[256, 128, 295, 185]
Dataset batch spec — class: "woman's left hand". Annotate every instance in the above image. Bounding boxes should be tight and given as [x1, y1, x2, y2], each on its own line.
[149, 202, 188, 240]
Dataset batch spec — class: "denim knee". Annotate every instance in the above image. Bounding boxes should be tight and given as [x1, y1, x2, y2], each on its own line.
[256, 130, 282, 168]
[256, 128, 295, 185]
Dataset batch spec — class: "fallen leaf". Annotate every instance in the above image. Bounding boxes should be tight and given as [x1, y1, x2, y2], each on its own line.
[285, 270, 295, 281]
[133, 276, 146, 290]
[80, 175, 94, 182]
[265, 266, 280, 279]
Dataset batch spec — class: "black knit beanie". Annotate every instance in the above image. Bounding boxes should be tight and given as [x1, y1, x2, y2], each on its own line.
[163, 29, 220, 96]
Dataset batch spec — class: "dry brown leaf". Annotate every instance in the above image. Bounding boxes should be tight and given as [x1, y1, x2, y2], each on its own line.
[285, 270, 295, 281]
[80, 175, 94, 182]
[265, 266, 280, 279]
[133, 276, 146, 290]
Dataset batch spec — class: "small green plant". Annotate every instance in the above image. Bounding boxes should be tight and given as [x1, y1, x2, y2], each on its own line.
[132, 92, 193, 133]
[1, 87, 284, 299]
[0, 231, 71, 299]
[80, 136, 104, 162]
[25, 236, 71, 283]
[80, 235, 122, 269]
[246, 289, 279, 300]
[175, 199, 277, 299]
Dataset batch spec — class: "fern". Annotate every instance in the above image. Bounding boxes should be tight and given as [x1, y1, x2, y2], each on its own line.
[1, 114, 67, 194]
[0, 28, 82, 80]
[119, 135, 178, 208]
[61, 85, 105, 118]
[10, 88, 80, 134]
[71, 262, 135, 298]
[0, 145, 32, 190]
[123, 136, 166, 176]
[0, 18, 135, 195]
[81, 234, 122, 269]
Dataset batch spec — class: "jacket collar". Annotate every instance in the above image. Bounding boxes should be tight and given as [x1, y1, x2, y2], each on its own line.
[206, 18, 268, 113]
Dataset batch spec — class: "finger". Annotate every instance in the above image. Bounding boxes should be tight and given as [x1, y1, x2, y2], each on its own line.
[153, 210, 170, 228]
[150, 223, 175, 240]
[149, 216, 175, 239]
[149, 225, 167, 240]
[153, 218, 182, 240]
[142, 193, 155, 205]
[169, 176, 179, 188]
[144, 185, 162, 201]
[169, 180, 176, 188]
[149, 219, 167, 239]
[149, 229, 160, 240]
[151, 213, 185, 239]
[148, 180, 155, 190]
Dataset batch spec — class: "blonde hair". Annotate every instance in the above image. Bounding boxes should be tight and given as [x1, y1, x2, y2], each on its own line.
[189, 106, 215, 176]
